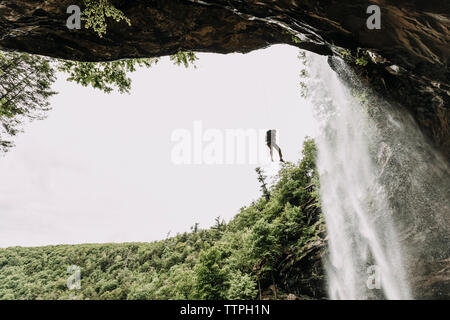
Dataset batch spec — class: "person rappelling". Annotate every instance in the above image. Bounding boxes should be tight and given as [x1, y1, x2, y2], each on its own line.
[266, 129, 284, 162]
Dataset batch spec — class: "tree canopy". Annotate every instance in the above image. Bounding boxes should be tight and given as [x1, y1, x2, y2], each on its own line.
[0, 138, 325, 300]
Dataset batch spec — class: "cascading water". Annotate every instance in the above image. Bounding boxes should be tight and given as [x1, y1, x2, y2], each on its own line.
[305, 54, 411, 299]
[303, 53, 449, 299]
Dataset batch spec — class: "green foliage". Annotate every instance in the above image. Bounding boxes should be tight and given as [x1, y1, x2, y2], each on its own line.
[82, 0, 131, 38]
[57, 58, 159, 94]
[340, 49, 352, 62]
[339, 48, 370, 67]
[298, 51, 309, 98]
[355, 56, 369, 66]
[280, 29, 301, 44]
[79, 0, 199, 77]
[250, 219, 280, 264]
[194, 246, 227, 299]
[0, 138, 322, 300]
[0, 49, 198, 152]
[355, 48, 369, 67]
[0, 51, 57, 152]
[0, 0, 200, 150]
[57, 51, 197, 94]
[226, 271, 258, 300]
[291, 35, 302, 44]
[255, 167, 270, 200]
[170, 51, 198, 68]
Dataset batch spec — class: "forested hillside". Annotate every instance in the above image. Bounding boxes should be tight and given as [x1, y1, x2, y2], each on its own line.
[0, 138, 326, 300]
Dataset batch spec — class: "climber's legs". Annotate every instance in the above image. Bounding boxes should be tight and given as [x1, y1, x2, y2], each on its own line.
[268, 144, 274, 161]
[272, 143, 284, 162]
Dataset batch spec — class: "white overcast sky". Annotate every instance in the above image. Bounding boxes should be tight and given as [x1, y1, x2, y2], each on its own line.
[0, 44, 319, 248]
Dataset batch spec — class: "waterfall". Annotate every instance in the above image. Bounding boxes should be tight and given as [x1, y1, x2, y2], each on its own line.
[305, 54, 419, 299]
[305, 52, 450, 299]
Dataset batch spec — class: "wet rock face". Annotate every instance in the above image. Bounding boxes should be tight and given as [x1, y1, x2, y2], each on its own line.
[277, 238, 328, 299]
[0, 1, 448, 155]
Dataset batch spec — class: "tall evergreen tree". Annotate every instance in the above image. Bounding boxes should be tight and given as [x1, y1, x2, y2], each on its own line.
[194, 246, 228, 299]
[0, 52, 56, 152]
[255, 167, 270, 200]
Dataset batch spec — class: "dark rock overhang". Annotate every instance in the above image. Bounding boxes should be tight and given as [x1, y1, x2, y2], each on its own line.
[1, 0, 449, 156]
